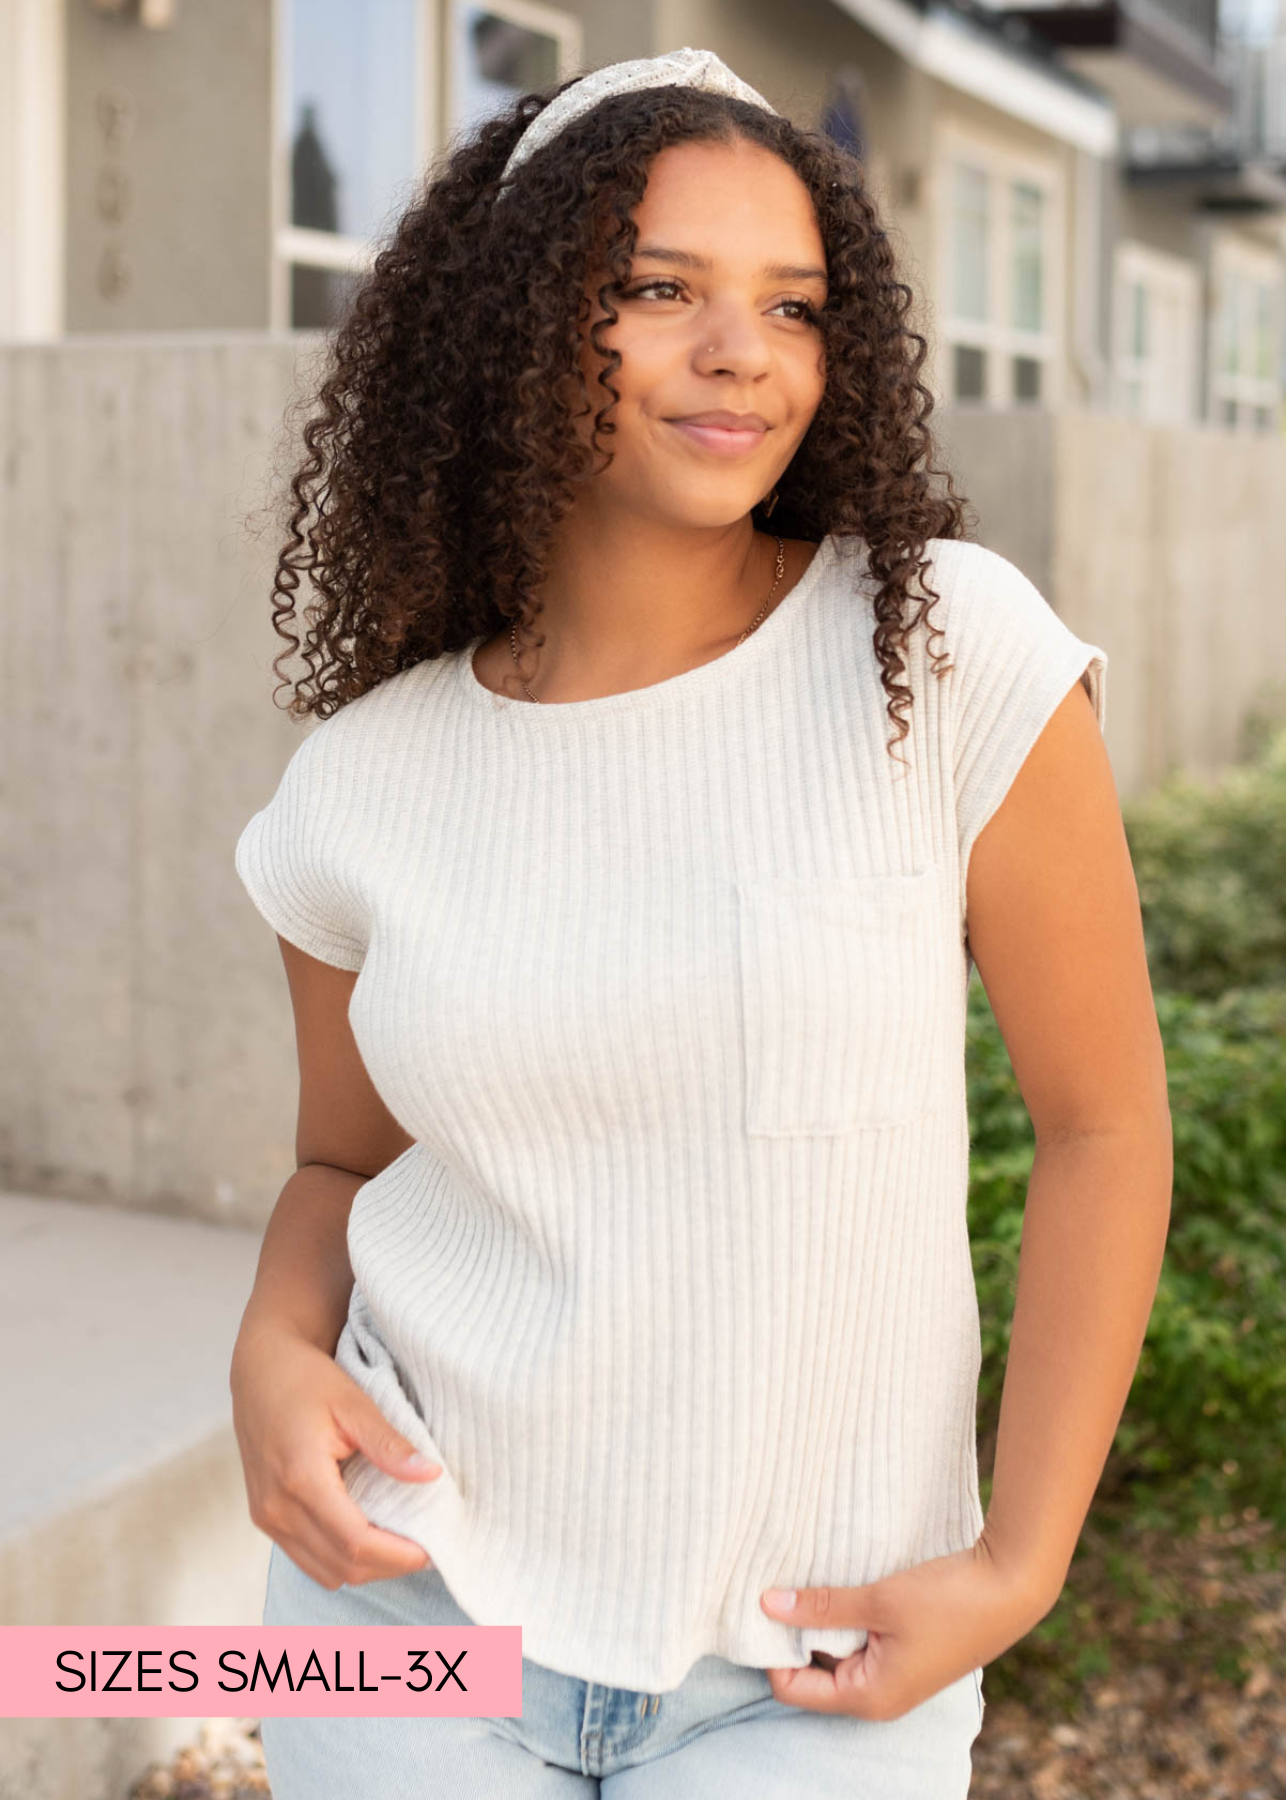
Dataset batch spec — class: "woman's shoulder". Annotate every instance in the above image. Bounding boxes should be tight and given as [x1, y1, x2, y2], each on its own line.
[822, 530, 1048, 646]
[824, 531, 1103, 713]
[912, 537, 1076, 666]
[290, 652, 456, 756]
[921, 535, 1036, 605]
[921, 538, 1109, 739]
[823, 530, 1030, 600]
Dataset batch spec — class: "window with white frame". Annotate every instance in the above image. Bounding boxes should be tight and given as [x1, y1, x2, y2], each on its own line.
[936, 129, 1061, 410]
[1208, 241, 1282, 434]
[1112, 242, 1199, 425]
[273, 0, 580, 330]
[446, 0, 578, 143]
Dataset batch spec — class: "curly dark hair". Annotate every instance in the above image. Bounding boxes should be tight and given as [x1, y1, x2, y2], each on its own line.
[259, 68, 977, 762]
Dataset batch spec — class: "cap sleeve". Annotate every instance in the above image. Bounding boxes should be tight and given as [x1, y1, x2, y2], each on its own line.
[941, 541, 1109, 921]
[234, 719, 369, 972]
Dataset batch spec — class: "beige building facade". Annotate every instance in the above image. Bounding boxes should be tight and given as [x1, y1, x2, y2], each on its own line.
[3, 0, 1283, 431]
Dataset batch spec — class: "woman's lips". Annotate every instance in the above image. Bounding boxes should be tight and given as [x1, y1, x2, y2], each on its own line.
[666, 419, 768, 457]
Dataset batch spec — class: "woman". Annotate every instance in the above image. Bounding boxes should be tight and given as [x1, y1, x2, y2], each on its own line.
[230, 45, 1173, 1797]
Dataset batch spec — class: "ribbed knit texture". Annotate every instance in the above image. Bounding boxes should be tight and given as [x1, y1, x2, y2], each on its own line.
[234, 533, 1108, 1692]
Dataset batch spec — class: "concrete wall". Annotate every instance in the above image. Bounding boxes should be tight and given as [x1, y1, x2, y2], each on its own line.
[935, 403, 1286, 796]
[3, 336, 1284, 1225]
[1, 334, 317, 1227]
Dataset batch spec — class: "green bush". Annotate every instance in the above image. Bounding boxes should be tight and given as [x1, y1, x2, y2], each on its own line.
[1122, 722, 1286, 997]
[967, 979, 1286, 1540]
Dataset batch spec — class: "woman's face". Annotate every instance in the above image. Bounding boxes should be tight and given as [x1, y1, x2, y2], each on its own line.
[569, 136, 828, 528]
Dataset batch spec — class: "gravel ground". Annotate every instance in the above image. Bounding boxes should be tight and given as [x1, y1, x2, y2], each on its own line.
[125, 1522, 1286, 1800]
[971, 1673, 1286, 1799]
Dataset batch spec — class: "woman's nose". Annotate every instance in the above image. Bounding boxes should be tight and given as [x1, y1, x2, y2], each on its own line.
[691, 313, 772, 374]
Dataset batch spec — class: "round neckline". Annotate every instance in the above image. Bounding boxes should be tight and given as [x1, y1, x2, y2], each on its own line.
[456, 532, 840, 721]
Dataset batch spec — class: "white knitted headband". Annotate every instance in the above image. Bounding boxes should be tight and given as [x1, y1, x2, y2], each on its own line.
[496, 45, 778, 196]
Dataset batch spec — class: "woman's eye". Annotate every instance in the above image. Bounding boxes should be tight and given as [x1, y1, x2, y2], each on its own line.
[623, 279, 683, 302]
[621, 280, 818, 323]
[778, 298, 821, 322]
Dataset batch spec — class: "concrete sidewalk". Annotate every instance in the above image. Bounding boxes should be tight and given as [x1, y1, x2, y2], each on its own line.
[0, 1190, 270, 1800]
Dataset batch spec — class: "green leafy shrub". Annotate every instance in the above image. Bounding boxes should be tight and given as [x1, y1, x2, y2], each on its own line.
[967, 980, 1286, 1540]
[1122, 723, 1286, 997]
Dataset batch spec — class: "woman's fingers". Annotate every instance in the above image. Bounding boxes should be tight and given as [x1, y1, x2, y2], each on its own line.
[275, 1517, 433, 1590]
[270, 1460, 435, 1587]
[322, 1383, 444, 1485]
[234, 1326, 445, 1589]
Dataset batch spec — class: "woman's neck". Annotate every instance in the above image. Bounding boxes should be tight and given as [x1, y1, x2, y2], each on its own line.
[469, 528, 816, 705]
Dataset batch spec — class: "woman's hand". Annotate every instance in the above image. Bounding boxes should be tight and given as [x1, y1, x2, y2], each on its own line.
[759, 1537, 1053, 1720]
[230, 1321, 443, 1590]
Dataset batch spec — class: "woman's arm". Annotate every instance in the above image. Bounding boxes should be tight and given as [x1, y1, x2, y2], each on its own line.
[229, 937, 434, 1590]
[234, 1161, 365, 1362]
[964, 676, 1174, 1609]
[233, 937, 415, 1358]
[980, 1124, 1172, 1609]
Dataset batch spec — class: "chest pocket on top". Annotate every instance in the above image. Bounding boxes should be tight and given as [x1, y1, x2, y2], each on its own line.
[734, 866, 945, 1136]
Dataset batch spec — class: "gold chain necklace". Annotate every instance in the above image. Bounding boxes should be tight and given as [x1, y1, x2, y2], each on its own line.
[509, 535, 787, 703]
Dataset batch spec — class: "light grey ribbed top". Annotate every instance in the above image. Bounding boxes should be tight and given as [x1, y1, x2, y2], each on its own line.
[234, 532, 1108, 1692]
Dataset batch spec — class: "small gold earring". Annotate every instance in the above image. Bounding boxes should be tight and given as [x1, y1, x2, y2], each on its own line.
[762, 487, 780, 518]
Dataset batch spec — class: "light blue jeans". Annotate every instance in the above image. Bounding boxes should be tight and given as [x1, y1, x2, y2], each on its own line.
[260, 1544, 983, 1797]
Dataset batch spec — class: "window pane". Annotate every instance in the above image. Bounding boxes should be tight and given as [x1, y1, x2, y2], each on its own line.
[291, 263, 365, 330]
[820, 64, 868, 160]
[953, 342, 986, 400]
[289, 0, 418, 240]
[1013, 355, 1042, 401]
[1130, 279, 1148, 358]
[1255, 283, 1274, 379]
[1219, 273, 1240, 376]
[1237, 275, 1257, 378]
[1011, 180, 1044, 332]
[453, 8, 562, 138]
[953, 163, 989, 323]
